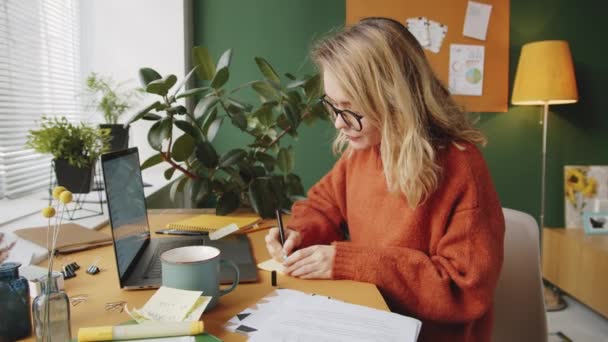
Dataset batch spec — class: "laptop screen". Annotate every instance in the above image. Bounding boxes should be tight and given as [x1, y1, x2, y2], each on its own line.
[101, 148, 150, 280]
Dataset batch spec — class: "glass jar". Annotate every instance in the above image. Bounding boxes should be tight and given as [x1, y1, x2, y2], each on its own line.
[0, 262, 32, 341]
[32, 272, 71, 342]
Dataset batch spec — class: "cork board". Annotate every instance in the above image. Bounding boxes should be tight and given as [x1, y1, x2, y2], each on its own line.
[346, 0, 509, 112]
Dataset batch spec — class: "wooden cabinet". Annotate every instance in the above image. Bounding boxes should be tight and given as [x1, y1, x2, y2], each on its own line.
[542, 228, 608, 318]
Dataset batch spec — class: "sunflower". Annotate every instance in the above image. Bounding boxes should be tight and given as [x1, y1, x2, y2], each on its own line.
[565, 168, 586, 192]
[582, 177, 598, 198]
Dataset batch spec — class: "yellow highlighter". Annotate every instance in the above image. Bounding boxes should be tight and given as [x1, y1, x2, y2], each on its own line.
[78, 321, 204, 341]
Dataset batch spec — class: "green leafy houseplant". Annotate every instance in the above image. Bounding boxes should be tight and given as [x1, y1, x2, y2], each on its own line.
[86, 72, 140, 152]
[126, 47, 329, 218]
[85, 72, 139, 124]
[26, 117, 111, 193]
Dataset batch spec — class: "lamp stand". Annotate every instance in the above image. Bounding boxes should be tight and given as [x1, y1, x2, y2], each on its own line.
[539, 102, 568, 312]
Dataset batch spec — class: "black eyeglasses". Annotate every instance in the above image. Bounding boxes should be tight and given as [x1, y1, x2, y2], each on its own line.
[320, 95, 364, 132]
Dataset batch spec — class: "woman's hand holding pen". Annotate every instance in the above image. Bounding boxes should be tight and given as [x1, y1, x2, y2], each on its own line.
[283, 245, 335, 279]
[265, 227, 301, 262]
[265, 228, 335, 279]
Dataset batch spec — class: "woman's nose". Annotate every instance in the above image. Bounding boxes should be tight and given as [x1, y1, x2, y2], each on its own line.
[334, 113, 349, 130]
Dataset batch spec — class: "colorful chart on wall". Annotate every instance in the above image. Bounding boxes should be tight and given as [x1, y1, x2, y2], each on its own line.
[346, 0, 509, 112]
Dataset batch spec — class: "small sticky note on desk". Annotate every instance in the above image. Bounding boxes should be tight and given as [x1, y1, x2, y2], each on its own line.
[257, 259, 285, 274]
[140, 287, 203, 322]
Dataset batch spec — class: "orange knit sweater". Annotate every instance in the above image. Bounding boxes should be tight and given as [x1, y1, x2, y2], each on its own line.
[288, 143, 505, 342]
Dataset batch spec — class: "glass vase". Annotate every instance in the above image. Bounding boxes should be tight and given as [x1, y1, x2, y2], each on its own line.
[32, 272, 71, 342]
[0, 262, 32, 341]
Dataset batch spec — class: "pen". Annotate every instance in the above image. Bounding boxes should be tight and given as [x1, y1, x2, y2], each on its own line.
[275, 209, 285, 246]
[155, 229, 208, 236]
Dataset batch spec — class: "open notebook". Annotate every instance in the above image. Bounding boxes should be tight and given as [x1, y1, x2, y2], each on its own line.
[166, 214, 261, 232]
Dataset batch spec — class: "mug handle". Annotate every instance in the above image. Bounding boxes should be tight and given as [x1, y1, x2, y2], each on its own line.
[218, 259, 240, 297]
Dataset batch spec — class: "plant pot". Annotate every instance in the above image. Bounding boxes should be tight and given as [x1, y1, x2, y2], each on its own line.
[53, 158, 95, 194]
[99, 124, 129, 152]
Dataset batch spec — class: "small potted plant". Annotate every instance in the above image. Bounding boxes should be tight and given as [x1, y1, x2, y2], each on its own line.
[86, 72, 139, 152]
[26, 116, 111, 193]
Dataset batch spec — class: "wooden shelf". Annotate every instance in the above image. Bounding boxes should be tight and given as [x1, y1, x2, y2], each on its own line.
[542, 228, 608, 318]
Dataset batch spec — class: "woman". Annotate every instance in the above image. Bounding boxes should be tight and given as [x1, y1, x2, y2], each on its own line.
[265, 17, 504, 341]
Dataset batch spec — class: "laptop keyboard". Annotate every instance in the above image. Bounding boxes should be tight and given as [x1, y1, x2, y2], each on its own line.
[143, 239, 199, 279]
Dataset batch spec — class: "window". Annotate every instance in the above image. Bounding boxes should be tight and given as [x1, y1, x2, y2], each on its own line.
[0, 0, 84, 198]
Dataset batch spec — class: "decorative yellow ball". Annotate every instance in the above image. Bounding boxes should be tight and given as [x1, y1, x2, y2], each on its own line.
[52, 186, 67, 199]
[41, 207, 56, 218]
[59, 191, 73, 204]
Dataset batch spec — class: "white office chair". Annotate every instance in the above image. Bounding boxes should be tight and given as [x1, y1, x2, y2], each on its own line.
[492, 208, 548, 342]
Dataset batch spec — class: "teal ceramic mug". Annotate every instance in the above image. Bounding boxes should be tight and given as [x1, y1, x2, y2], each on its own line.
[160, 245, 239, 311]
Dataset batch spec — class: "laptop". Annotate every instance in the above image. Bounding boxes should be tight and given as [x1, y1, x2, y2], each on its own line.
[101, 147, 258, 289]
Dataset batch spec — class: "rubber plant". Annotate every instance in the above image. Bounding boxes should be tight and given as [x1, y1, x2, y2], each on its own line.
[125, 47, 328, 218]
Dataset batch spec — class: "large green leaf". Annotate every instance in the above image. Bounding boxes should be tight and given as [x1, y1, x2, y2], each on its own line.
[230, 112, 247, 131]
[255, 152, 276, 172]
[176, 86, 210, 100]
[216, 191, 239, 216]
[141, 153, 164, 170]
[125, 101, 162, 125]
[254, 57, 280, 83]
[174, 120, 204, 142]
[219, 149, 246, 168]
[286, 173, 305, 196]
[173, 65, 198, 96]
[139, 67, 162, 86]
[195, 142, 218, 168]
[159, 117, 173, 141]
[194, 95, 219, 119]
[251, 81, 277, 102]
[164, 167, 176, 180]
[286, 79, 307, 89]
[225, 98, 251, 111]
[192, 46, 215, 81]
[198, 107, 217, 135]
[304, 74, 322, 101]
[277, 146, 294, 174]
[147, 120, 164, 151]
[142, 113, 162, 121]
[252, 105, 274, 127]
[146, 75, 178, 96]
[282, 102, 299, 129]
[206, 117, 222, 142]
[216, 49, 233, 71]
[211, 67, 229, 89]
[248, 177, 279, 218]
[172, 133, 195, 162]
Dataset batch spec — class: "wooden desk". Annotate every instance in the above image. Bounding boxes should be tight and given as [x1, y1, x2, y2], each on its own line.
[542, 227, 608, 318]
[22, 209, 388, 341]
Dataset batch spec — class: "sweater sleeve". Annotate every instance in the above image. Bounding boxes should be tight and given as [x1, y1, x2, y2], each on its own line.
[332, 204, 505, 323]
[287, 156, 348, 248]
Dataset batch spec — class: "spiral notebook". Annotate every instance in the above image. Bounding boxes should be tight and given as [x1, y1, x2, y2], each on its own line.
[166, 214, 262, 232]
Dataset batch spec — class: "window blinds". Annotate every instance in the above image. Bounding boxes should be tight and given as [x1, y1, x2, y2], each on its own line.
[0, 0, 83, 198]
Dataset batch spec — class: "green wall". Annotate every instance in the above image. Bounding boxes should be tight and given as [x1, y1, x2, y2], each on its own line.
[193, 0, 607, 227]
[192, 0, 342, 192]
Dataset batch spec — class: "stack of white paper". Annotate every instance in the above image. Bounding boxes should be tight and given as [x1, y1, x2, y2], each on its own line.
[225, 289, 421, 342]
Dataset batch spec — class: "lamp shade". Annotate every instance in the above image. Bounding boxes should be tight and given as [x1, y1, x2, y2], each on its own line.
[512, 40, 578, 105]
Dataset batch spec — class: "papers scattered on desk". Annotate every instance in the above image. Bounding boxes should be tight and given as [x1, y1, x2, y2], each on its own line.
[225, 289, 422, 342]
[257, 258, 285, 274]
[127, 286, 212, 323]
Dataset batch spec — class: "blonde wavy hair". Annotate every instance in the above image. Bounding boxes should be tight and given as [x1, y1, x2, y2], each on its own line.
[312, 17, 486, 207]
